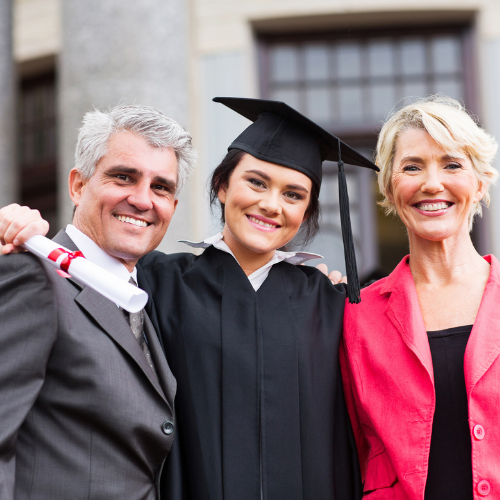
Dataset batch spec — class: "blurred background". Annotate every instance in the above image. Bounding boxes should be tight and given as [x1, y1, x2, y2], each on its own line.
[2, 0, 500, 280]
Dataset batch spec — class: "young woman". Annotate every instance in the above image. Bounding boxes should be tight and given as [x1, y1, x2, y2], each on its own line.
[1, 98, 378, 500]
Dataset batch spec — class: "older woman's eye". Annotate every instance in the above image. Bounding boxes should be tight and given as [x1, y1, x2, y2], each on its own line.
[402, 164, 420, 172]
[445, 163, 462, 170]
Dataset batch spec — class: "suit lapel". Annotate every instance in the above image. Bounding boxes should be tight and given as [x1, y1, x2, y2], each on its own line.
[381, 256, 434, 384]
[144, 311, 176, 410]
[464, 255, 500, 394]
[53, 229, 170, 404]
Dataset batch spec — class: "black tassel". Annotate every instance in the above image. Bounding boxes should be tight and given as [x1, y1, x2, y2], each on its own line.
[337, 140, 361, 304]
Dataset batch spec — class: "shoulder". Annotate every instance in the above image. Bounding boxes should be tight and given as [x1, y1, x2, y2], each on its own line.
[0, 252, 59, 315]
[0, 251, 50, 282]
[139, 250, 198, 274]
[343, 274, 393, 341]
[278, 261, 347, 301]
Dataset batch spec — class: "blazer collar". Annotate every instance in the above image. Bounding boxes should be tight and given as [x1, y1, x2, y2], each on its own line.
[53, 230, 171, 405]
[464, 255, 500, 393]
[381, 255, 434, 383]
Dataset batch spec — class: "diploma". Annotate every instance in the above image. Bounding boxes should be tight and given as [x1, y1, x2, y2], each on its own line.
[23, 235, 148, 313]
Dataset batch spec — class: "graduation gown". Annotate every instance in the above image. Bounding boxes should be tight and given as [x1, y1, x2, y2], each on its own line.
[138, 245, 361, 500]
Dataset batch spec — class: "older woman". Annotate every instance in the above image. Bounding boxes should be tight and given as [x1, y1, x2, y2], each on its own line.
[340, 95, 499, 499]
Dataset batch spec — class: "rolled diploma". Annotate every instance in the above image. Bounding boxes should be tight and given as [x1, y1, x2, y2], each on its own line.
[23, 235, 148, 313]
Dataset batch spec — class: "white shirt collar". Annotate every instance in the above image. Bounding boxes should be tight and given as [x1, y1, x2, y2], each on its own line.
[65, 224, 137, 283]
[179, 232, 322, 291]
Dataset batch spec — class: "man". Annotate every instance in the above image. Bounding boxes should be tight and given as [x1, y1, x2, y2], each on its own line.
[0, 105, 196, 499]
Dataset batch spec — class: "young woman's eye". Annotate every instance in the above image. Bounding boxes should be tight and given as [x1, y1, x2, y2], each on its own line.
[285, 191, 303, 201]
[249, 178, 266, 188]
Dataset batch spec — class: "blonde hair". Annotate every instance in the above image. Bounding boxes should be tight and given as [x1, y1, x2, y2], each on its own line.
[376, 95, 498, 229]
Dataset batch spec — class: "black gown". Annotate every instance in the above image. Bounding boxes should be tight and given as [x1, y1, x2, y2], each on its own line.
[138, 245, 361, 500]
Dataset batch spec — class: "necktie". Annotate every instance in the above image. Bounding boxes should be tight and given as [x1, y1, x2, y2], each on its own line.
[125, 277, 157, 375]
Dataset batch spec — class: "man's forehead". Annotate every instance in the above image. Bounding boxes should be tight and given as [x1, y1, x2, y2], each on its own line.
[97, 133, 178, 179]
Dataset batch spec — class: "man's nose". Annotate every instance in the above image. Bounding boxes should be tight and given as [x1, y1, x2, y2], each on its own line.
[127, 182, 153, 211]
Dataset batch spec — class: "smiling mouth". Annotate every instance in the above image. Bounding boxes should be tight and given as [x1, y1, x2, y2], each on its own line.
[414, 201, 453, 212]
[114, 215, 150, 227]
[247, 215, 281, 229]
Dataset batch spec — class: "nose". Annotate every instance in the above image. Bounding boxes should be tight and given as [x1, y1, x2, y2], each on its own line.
[421, 165, 444, 194]
[257, 189, 282, 215]
[127, 181, 153, 211]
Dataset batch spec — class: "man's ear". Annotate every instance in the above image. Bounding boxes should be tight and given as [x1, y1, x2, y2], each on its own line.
[68, 168, 86, 207]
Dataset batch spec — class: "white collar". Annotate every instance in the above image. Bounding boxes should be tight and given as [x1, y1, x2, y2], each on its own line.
[179, 232, 322, 266]
[65, 224, 137, 283]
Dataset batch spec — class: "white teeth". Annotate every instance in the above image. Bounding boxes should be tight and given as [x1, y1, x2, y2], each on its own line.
[115, 215, 148, 227]
[417, 202, 450, 211]
[248, 216, 278, 228]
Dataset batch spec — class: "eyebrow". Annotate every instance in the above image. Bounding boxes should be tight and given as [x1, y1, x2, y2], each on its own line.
[400, 153, 465, 163]
[105, 165, 177, 192]
[244, 169, 310, 194]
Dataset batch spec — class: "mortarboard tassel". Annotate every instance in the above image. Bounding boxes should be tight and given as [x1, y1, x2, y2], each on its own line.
[337, 139, 361, 304]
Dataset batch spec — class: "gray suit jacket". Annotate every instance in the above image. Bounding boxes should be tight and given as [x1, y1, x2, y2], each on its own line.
[0, 230, 176, 500]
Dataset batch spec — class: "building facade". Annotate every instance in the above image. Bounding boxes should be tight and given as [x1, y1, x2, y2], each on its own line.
[7, 0, 500, 277]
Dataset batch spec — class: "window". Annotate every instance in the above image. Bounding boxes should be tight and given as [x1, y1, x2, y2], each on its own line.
[18, 72, 58, 236]
[259, 24, 473, 276]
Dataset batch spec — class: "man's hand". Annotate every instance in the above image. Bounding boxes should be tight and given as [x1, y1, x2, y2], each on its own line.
[315, 263, 347, 284]
[0, 204, 49, 254]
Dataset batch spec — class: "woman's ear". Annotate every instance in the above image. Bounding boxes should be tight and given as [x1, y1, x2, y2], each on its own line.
[217, 183, 227, 205]
[473, 177, 489, 203]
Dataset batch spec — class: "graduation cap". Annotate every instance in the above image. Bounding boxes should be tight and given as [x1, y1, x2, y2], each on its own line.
[213, 97, 379, 304]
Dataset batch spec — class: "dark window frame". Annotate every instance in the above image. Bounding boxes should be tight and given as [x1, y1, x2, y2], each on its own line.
[257, 22, 486, 272]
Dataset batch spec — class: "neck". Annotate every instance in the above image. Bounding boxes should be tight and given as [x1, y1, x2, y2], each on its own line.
[408, 227, 487, 286]
[221, 229, 276, 276]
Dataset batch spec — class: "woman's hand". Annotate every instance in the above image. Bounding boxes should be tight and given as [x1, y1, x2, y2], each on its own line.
[315, 263, 347, 284]
[0, 204, 49, 254]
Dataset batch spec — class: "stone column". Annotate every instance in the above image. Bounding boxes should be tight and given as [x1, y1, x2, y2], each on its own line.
[59, 0, 191, 253]
[0, 0, 17, 207]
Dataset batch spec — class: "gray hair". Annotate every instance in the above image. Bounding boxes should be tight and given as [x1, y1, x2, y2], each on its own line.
[75, 104, 197, 195]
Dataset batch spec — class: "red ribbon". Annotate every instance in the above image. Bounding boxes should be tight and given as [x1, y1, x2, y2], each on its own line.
[47, 248, 84, 273]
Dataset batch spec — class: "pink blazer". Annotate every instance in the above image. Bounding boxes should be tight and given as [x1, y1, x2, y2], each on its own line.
[340, 255, 500, 499]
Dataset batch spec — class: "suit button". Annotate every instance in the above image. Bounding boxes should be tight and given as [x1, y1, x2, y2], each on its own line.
[162, 421, 174, 435]
[474, 424, 485, 440]
[477, 480, 491, 496]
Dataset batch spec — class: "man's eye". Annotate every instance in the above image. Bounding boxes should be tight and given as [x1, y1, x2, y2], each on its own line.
[116, 174, 131, 181]
[153, 184, 175, 195]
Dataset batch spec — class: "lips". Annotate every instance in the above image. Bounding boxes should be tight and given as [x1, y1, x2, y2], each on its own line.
[114, 214, 150, 227]
[246, 214, 281, 229]
[414, 201, 453, 212]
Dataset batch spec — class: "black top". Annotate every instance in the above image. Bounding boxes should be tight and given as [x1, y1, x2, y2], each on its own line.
[425, 325, 473, 500]
[138, 246, 362, 500]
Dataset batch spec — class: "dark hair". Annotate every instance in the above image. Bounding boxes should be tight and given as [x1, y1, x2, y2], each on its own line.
[209, 148, 321, 249]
